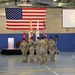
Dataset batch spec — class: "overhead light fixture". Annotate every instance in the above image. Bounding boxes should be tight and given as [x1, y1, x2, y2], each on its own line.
[53, 0, 57, 2]
[6, 3, 9, 5]
[58, 3, 62, 6]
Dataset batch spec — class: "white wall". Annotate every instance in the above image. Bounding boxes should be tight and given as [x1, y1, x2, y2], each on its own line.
[0, 8, 75, 34]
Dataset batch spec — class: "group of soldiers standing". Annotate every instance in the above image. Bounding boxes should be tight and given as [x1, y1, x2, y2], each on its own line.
[20, 36, 56, 64]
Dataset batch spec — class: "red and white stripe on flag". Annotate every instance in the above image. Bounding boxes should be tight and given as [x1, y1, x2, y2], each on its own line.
[5, 8, 46, 30]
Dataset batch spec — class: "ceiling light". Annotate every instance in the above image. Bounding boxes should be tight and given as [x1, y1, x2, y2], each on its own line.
[53, 0, 57, 2]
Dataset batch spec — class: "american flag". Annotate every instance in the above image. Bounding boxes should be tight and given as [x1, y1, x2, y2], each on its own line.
[5, 8, 46, 30]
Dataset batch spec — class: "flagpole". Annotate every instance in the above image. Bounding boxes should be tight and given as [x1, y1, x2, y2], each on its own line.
[36, 18, 39, 41]
[43, 17, 47, 37]
[28, 19, 33, 41]
[23, 30, 26, 41]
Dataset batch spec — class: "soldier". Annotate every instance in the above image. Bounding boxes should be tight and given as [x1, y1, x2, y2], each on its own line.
[35, 37, 40, 62]
[28, 37, 35, 62]
[44, 36, 49, 62]
[49, 37, 56, 62]
[38, 37, 47, 64]
[20, 38, 28, 62]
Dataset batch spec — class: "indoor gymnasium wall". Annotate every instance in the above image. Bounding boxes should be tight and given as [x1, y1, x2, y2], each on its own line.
[0, 8, 75, 52]
[0, 8, 75, 33]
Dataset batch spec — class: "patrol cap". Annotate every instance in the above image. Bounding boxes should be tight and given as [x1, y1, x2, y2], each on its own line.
[30, 37, 33, 39]
[37, 37, 40, 39]
[23, 38, 25, 40]
[41, 37, 44, 39]
[44, 36, 46, 38]
[50, 37, 53, 39]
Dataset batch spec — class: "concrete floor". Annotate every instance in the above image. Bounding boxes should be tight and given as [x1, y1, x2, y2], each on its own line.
[0, 53, 75, 75]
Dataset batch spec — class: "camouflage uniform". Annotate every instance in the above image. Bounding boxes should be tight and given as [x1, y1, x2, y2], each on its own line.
[49, 38, 56, 62]
[28, 39, 34, 62]
[35, 39, 40, 62]
[44, 38, 49, 62]
[38, 38, 47, 64]
[20, 40, 28, 62]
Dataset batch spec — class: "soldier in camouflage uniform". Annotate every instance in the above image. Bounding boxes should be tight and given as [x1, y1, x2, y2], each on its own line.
[44, 36, 49, 62]
[38, 37, 47, 64]
[20, 38, 28, 62]
[28, 37, 35, 62]
[35, 37, 40, 62]
[49, 37, 56, 62]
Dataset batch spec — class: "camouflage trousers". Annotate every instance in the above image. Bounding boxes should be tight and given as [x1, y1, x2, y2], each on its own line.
[29, 47, 34, 62]
[49, 50, 55, 62]
[36, 50, 41, 62]
[50, 54, 55, 62]
[39, 49, 47, 64]
[22, 50, 28, 62]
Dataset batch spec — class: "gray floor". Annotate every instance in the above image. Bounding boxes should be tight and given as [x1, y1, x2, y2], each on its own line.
[0, 52, 75, 75]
